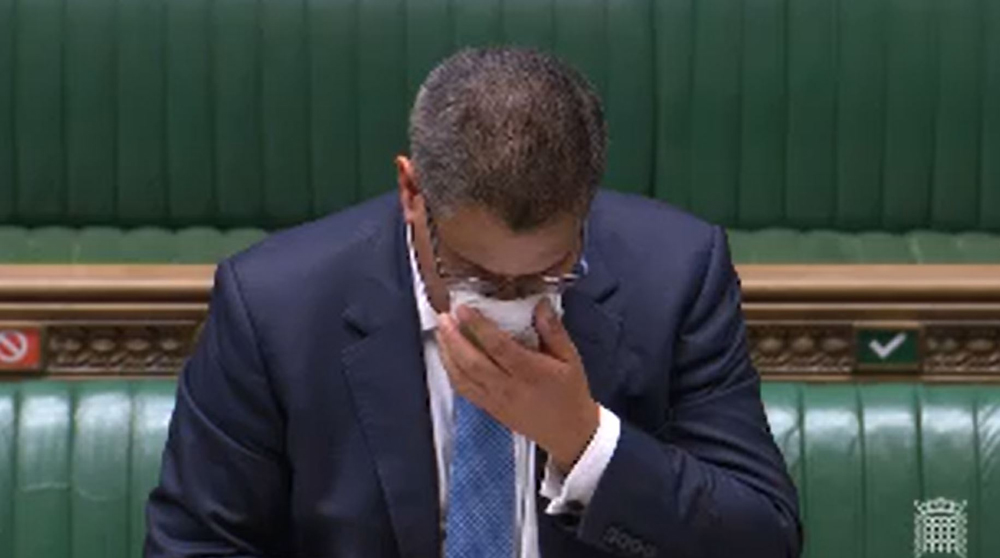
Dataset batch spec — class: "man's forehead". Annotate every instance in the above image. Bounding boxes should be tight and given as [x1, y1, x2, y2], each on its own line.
[435, 204, 581, 276]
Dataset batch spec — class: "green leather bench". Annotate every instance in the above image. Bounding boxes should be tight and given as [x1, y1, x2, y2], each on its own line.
[4, 227, 1000, 265]
[1, 380, 998, 557]
[1, 0, 998, 264]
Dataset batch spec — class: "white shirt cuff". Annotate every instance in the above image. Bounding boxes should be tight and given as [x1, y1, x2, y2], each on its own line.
[540, 405, 621, 515]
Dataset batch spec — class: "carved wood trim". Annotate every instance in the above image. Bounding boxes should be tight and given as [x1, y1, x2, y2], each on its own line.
[924, 324, 1000, 375]
[747, 322, 854, 375]
[46, 322, 201, 375]
[2, 264, 1000, 381]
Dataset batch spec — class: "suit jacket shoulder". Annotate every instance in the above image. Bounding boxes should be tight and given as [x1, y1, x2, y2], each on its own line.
[587, 189, 728, 327]
[215, 193, 411, 391]
[228, 193, 402, 299]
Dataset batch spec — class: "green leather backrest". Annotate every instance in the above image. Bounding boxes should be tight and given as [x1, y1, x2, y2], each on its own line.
[765, 383, 1000, 558]
[1, 0, 998, 232]
[0, 381, 174, 558]
[0, 379, 999, 557]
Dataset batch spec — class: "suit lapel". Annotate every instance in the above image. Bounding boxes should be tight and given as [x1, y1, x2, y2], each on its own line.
[563, 293, 623, 409]
[341, 219, 441, 558]
[537, 230, 627, 553]
[562, 237, 624, 409]
[536, 243, 626, 551]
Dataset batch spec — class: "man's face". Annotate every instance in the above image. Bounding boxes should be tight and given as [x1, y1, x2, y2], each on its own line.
[397, 157, 583, 310]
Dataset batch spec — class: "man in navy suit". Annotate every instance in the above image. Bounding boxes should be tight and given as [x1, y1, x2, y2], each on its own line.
[146, 48, 800, 557]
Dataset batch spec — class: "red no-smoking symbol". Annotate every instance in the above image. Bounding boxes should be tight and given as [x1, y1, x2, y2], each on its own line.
[0, 331, 29, 363]
[0, 328, 41, 370]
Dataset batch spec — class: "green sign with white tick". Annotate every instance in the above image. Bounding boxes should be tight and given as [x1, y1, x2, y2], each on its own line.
[856, 328, 921, 370]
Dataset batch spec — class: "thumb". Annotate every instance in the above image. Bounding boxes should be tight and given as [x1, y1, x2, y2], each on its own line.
[535, 298, 576, 362]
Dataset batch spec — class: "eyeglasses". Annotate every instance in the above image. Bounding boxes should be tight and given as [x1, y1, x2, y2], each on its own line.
[424, 206, 588, 298]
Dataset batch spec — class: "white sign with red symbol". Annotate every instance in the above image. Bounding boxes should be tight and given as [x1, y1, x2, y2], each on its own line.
[0, 327, 42, 371]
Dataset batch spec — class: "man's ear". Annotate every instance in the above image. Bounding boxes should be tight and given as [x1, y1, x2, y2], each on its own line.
[396, 156, 421, 223]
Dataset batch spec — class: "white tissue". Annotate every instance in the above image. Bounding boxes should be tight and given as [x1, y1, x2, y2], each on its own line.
[449, 289, 564, 349]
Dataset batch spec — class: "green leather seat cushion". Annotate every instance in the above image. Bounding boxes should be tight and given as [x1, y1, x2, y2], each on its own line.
[728, 229, 1000, 264]
[0, 226, 267, 264]
[2, 226, 999, 264]
[1, 379, 999, 557]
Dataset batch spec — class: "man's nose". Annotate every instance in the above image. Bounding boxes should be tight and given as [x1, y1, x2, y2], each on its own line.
[492, 280, 523, 300]
[489, 278, 538, 300]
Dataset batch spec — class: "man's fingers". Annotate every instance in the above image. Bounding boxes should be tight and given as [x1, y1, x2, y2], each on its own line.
[454, 305, 536, 373]
[438, 313, 514, 385]
[535, 298, 578, 363]
[440, 313, 512, 377]
[437, 327, 491, 402]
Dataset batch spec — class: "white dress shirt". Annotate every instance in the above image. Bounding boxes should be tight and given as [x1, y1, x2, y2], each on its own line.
[406, 231, 621, 557]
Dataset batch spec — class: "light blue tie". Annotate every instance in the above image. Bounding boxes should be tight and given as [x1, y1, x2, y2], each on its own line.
[444, 395, 516, 558]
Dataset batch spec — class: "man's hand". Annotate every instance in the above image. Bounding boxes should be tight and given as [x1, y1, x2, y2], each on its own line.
[436, 298, 600, 474]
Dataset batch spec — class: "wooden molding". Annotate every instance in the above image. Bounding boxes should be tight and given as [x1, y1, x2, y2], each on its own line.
[2, 264, 1000, 381]
[0, 265, 214, 303]
[7, 263, 1000, 303]
[739, 265, 1000, 303]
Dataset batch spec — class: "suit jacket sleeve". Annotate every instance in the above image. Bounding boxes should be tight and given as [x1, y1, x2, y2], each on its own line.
[575, 226, 803, 558]
[145, 259, 289, 558]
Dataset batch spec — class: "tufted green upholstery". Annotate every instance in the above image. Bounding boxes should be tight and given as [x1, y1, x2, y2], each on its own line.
[1, 379, 999, 557]
[1, 0, 999, 260]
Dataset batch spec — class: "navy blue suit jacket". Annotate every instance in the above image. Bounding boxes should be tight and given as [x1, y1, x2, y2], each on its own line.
[146, 190, 801, 557]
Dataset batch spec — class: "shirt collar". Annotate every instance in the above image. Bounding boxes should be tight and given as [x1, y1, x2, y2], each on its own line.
[407, 225, 439, 333]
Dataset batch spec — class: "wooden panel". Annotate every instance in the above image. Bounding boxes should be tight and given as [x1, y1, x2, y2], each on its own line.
[1, 265, 999, 381]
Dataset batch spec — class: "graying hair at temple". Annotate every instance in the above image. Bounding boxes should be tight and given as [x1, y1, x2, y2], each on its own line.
[408, 47, 607, 231]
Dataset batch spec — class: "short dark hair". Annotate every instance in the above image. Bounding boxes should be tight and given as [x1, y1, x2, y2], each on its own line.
[409, 47, 606, 231]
